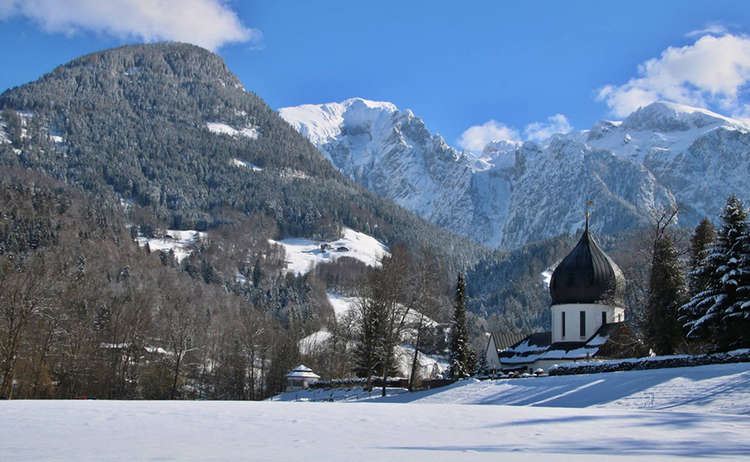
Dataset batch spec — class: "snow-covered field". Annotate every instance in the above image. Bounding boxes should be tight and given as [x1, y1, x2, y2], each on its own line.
[4, 362, 749, 461]
[136, 229, 205, 262]
[270, 227, 389, 275]
[2, 398, 748, 461]
[206, 121, 259, 139]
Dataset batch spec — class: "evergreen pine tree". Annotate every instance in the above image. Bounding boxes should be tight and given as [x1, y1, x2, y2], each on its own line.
[687, 218, 716, 298]
[724, 216, 750, 347]
[643, 233, 685, 354]
[680, 195, 748, 349]
[449, 273, 471, 378]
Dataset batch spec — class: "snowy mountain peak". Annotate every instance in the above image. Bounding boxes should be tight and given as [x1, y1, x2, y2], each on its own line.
[284, 96, 750, 250]
[621, 101, 748, 132]
[279, 97, 399, 146]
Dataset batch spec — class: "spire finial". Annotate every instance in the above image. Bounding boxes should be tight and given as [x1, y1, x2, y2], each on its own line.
[585, 201, 594, 232]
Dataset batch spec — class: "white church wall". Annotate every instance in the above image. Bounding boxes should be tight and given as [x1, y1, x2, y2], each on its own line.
[550, 304, 624, 344]
[484, 335, 502, 371]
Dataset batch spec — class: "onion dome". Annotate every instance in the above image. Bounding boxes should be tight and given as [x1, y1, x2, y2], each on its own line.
[549, 218, 625, 306]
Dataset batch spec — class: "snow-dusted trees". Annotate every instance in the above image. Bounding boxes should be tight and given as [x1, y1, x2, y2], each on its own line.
[449, 273, 474, 378]
[352, 245, 448, 394]
[643, 209, 685, 355]
[364, 246, 413, 396]
[687, 218, 716, 297]
[0, 256, 54, 398]
[406, 249, 444, 391]
[680, 195, 750, 350]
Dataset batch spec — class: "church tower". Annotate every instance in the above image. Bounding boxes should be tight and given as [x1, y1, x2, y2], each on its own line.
[548, 212, 626, 343]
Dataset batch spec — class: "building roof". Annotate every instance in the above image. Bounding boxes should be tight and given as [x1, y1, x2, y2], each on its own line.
[490, 332, 529, 352]
[286, 364, 321, 379]
[549, 219, 626, 306]
[499, 323, 629, 366]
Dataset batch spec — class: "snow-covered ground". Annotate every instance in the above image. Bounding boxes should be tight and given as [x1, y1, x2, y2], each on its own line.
[136, 229, 205, 262]
[270, 227, 388, 275]
[394, 362, 750, 414]
[273, 362, 750, 413]
[230, 158, 263, 170]
[3, 394, 749, 461]
[206, 121, 259, 139]
[2, 363, 749, 460]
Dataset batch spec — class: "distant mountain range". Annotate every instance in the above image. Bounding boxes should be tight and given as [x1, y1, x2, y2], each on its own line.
[281, 98, 750, 249]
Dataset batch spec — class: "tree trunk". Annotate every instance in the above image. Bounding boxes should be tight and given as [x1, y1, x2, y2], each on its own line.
[408, 321, 424, 392]
[170, 352, 183, 400]
[381, 356, 388, 397]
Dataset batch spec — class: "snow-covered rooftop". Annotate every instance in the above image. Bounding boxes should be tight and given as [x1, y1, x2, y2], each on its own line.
[286, 364, 321, 379]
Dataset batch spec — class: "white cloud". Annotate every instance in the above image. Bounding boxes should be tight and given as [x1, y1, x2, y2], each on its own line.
[685, 23, 728, 38]
[597, 33, 750, 118]
[458, 114, 573, 152]
[0, 0, 258, 51]
[457, 120, 520, 152]
[523, 114, 572, 142]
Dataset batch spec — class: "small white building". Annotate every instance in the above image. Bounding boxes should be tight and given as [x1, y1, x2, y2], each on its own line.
[285, 365, 320, 391]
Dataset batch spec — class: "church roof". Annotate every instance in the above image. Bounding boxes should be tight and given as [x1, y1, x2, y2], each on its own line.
[490, 331, 529, 352]
[499, 322, 631, 365]
[549, 219, 625, 306]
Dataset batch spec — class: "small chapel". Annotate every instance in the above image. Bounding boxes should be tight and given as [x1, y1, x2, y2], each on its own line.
[484, 213, 634, 372]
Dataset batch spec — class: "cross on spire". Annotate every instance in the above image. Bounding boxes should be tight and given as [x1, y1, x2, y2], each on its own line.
[585, 201, 594, 232]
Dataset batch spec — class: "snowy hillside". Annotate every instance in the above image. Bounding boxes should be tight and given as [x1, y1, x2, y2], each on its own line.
[282, 99, 750, 249]
[270, 227, 389, 275]
[298, 292, 447, 378]
[136, 229, 205, 262]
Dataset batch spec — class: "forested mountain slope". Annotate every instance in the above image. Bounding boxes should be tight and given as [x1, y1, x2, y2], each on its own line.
[0, 43, 484, 269]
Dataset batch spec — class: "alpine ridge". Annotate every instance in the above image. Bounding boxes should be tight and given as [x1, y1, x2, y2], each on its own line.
[281, 99, 750, 249]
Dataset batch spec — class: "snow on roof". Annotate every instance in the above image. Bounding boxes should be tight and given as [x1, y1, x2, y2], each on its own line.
[286, 365, 320, 379]
[499, 323, 622, 365]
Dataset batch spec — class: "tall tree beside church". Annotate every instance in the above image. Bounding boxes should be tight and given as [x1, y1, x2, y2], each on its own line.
[643, 232, 685, 355]
[687, 218, 716, 297]
[680, 218, 716, 336]
[449, 273, 472, 378]
[681, 195, 748, 349]
[724, 214, 750, 347]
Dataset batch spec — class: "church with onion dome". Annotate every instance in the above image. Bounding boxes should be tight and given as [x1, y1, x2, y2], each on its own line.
[484, 212, 633, 373]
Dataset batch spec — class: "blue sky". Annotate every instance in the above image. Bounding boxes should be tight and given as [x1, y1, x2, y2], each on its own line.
[1, 1, 749, 151]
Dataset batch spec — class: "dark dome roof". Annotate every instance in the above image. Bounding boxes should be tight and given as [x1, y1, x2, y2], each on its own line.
[549, 224, 625, 306]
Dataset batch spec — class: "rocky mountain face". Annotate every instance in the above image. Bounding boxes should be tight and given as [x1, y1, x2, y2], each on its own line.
[281, 99, 750, 249]
[279, 99, 481, 241]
